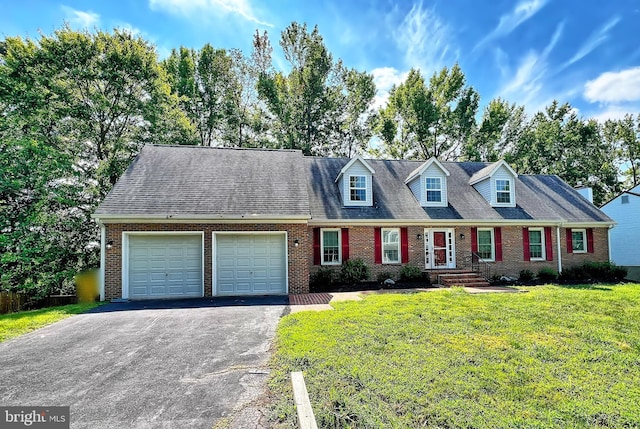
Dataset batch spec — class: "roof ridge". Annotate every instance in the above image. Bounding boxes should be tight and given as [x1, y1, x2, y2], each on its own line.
[147, 144, 302, 153]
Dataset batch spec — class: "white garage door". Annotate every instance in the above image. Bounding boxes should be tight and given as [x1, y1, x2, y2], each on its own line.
[128, 235, 203, 299]
[216, 234, 287, 296]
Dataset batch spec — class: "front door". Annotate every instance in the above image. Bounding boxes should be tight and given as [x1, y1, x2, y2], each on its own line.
[424, 228, 456, 269]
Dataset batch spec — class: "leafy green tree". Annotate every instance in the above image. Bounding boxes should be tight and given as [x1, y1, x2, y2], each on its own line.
[0, 26, 189, 295]
[604, 114, 640, 189]
[506, 101, 619, 205]
[163, 44, 241, 147]
[376, 65, 479, 160]
[465, 98, 526, 162]
[254, 22, 375, 156]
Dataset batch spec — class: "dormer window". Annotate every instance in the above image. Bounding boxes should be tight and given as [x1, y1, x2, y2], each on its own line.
[496, 179, 511, 204]
[425, 177, 442, 203]
[335, 155, 375, 207]
[349, 175, 367, 202]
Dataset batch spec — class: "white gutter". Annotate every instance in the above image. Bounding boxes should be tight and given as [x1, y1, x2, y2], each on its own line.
[556, 226, 562, 274]
[91, 214, 310, 224]
[308, 219, 615, 227]
[99, 222, 106, 301]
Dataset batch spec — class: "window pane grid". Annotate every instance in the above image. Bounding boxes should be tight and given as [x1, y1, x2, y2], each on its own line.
[496, 179, 511, 203]
[425, 177, 442, 203]
[322, 230, 340, 264]
[572, 230, 585, 252]
[477, 230, 493, 260]
[382, 229, 400, 263]
[349, 176, 367, 201]
[529, 230, 543, 259]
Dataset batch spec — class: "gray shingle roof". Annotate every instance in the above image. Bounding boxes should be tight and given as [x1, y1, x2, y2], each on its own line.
[94, 145, 310, 218]
[94, 145, 612, 224]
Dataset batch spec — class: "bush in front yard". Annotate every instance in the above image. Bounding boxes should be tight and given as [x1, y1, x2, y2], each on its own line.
[340, 259, 370, 284]
[376, 271, 395, 283]
[310, 267, 334, 292]
[399, 265, 423, 282]
[519, 269, 534, 282]
[537, 267, 558, 283]
[559, 262, 627, 283]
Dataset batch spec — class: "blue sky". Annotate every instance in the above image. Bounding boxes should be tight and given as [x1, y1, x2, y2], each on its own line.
[3, 0, 640, 121]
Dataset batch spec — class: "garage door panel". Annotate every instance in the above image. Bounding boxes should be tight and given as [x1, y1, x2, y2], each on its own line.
[215, 234, 287, 296]
[128, 235, 203, 299]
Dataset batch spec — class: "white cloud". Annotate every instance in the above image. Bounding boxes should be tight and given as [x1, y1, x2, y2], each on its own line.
[61, 5, 99, 28]
[497, 23, 562, 111]
[590, 106, 638, 123]
[149, 0, 272, 27]
[474, 0, 547, 51]
[584, 67, 640, 104]
[371, 67, 408, 108]
[392, 2, 457, 76]
[562, 16, 621, 69]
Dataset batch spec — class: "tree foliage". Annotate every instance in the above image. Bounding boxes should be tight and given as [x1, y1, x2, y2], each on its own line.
[0, 26, 190, 295]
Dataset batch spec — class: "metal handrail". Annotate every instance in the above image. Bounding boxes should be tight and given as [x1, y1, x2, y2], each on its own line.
[469, 251, 492, 281]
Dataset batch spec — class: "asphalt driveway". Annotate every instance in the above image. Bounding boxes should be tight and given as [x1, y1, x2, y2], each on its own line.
[0, 296, 288, 429]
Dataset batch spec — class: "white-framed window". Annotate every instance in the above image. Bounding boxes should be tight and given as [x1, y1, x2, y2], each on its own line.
[528, 228, 545, 260]
[496, 179, 511, 204]
[349, 175, 367, 202]
[321, 228, 341, 265]
[571, 229, 587, 253]
[477, 228, 495, 261]
[382, 228, 400, 264]
[425, 177, 442, 203]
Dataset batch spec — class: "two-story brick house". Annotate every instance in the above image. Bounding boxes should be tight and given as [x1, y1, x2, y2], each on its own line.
[93, 145, 613, 300]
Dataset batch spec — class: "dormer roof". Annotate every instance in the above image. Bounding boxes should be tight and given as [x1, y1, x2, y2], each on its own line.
[469, 160, 517, 185]
[335, 155, 375, 183]
[404, 157, 450, 184]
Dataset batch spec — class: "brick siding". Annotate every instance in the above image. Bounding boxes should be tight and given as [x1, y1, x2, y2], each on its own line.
[104, 223, 609, 300]
[309, 225, 610, 281]
[103, 223, 309, 300]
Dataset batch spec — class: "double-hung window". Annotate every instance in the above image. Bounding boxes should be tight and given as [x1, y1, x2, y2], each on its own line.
[571, 229, 586, 253]
[425, 177, 442, 203]
[382, 228, 400, 264]
[321, 229, 341, 265]
[528, 228, 545, 260]
[477, 228, 495, 261]
[349, 176, 367, 202]
[495, 179, 511, 204]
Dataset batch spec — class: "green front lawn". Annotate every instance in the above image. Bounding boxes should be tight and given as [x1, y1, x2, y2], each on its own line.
[0, 302, 102, 342]
[269, 285, 640, 428]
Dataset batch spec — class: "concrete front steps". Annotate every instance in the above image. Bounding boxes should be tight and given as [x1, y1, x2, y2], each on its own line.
[431, 270, 491, 288]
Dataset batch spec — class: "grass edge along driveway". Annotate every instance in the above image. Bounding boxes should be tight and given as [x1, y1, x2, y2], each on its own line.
[268, 284, 640, 428]
[0, 302, 101, 342]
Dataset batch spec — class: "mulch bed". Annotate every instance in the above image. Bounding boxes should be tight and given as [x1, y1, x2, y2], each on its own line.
[314, 281, 435, 293]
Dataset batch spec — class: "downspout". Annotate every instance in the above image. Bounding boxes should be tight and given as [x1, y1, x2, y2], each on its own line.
[99, 222, 106, 302]
[608, 224, 613, 263]
[556, 225, 562, 274]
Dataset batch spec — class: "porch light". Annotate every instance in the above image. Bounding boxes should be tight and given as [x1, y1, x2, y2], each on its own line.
[459, 233, 465, 240]
[294, 239, 299, 247]
[106, 239, 114, 249]
[416, 233, 422, 240]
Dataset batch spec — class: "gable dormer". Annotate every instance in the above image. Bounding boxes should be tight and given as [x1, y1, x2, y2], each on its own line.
[404, 157, 450, 207]
[469, 160, 517, 207]
[335, 155, 375, 207]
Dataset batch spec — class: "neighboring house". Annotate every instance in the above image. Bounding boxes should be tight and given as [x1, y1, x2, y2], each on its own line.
[600, 184, 640, 281]
[93, 145, 613, 301]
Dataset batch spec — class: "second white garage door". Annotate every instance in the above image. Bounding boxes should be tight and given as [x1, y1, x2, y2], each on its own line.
[215, 234, 287, 296]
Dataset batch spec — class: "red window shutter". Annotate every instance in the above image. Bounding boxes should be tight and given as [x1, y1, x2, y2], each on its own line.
[566, 229, 573, 253]
[401, 227, 409, 263]
[471, 227, 478, 253]
[523, 228, 530, 261]
[374, 227, 382, 264]
[313, 228, 321, 265]
[495, 227, 503, 262]
[341, 228, 350, 262]
[587, 228, 594, 253]
[545, 227, 553, 261]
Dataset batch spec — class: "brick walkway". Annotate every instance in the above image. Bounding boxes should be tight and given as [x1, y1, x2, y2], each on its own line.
[288, 293, 333, 305]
